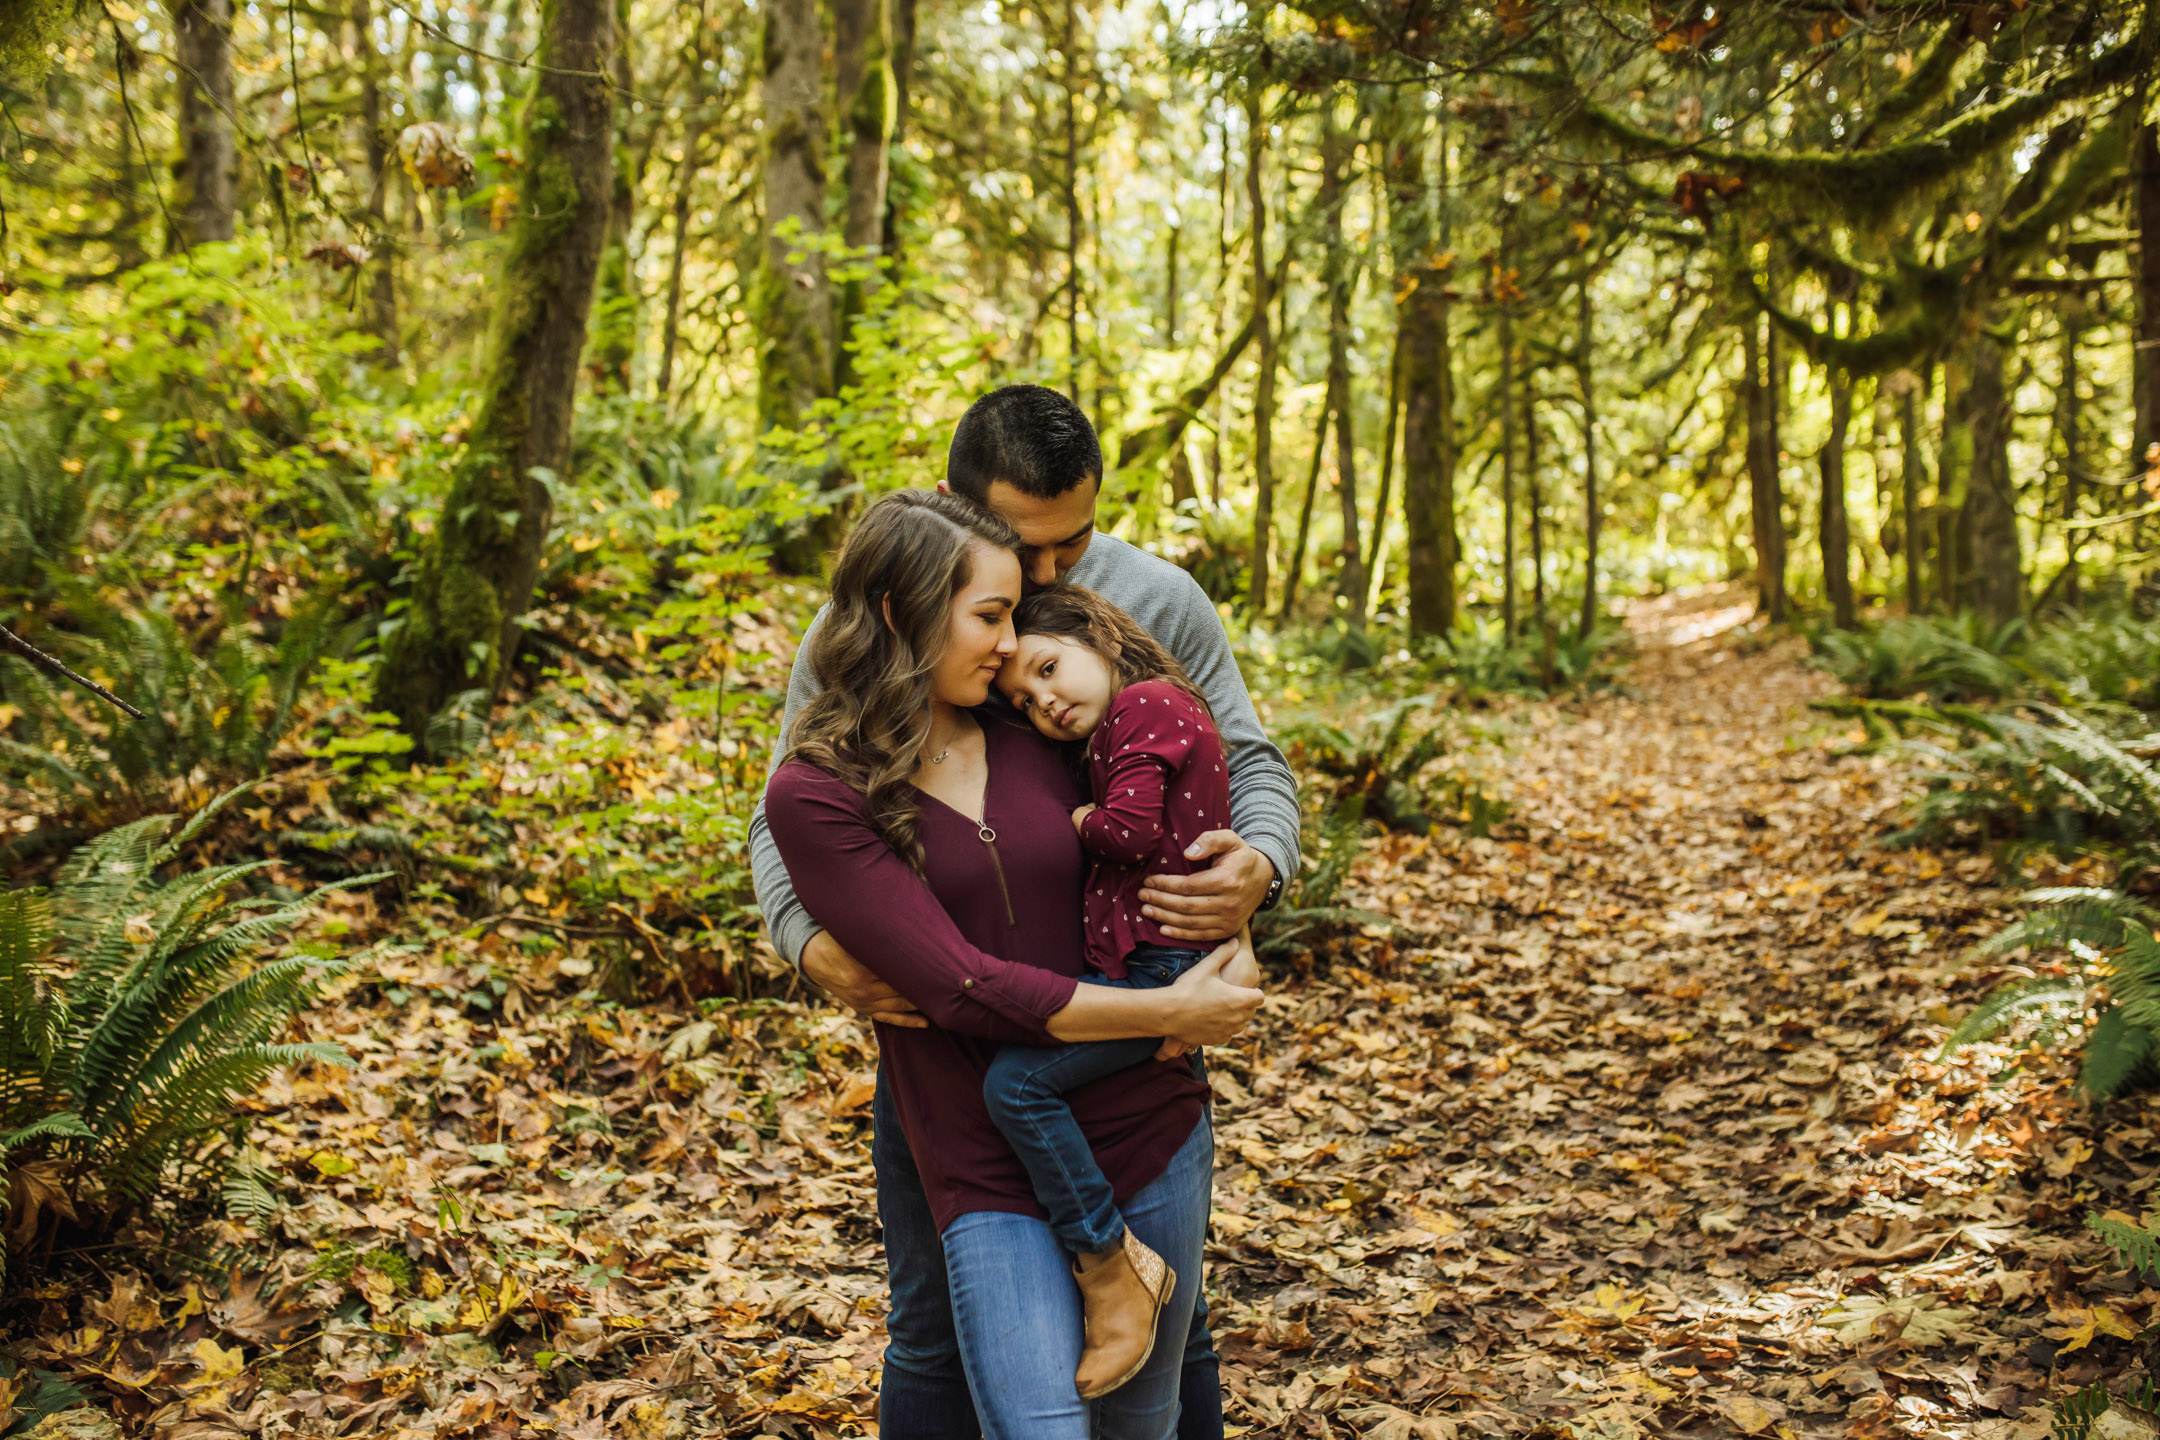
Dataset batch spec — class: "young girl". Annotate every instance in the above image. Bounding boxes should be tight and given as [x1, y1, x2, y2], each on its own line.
[990, 584, 1260, 1400]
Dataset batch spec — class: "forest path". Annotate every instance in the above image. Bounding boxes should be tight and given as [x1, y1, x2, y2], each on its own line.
[1202, 584, 2114, 1438]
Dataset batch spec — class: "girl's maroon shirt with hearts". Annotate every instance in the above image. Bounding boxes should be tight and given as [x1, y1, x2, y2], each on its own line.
[1077, 679, 1233, 978]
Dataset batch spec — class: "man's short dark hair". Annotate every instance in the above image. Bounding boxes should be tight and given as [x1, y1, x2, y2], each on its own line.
[946, 384, 1103, 503]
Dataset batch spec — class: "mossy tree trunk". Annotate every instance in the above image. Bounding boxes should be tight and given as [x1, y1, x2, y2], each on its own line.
[1743, 313, 1788, 622]
[374, 0, 616, 741]
[350, 0, 399, 364]
[588, 0, 638, 392]
[1898, 373, 1928, 613]
[754, 0, 834, 435]
[832, 0, 899, 388]
[655, 119, 703, 406]
[1244, 87, 1276, 616]
[1498, 297, 1517, 643]
[1820, 369, 1856, 628]
[1320, 101, 1366, 627]
[1383, 94, 1452, 638]
[172, 0, 237, 248]
[1574, 276, 1600, 645]
[2136, 122, 2160, 479]
[1956, 319, 2024, 624]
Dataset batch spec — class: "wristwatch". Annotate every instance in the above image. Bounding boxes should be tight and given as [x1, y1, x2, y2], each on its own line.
[1258, 864, 1285, 912]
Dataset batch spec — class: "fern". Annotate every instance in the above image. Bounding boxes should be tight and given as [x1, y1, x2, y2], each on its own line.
[1938, 975, 2086, 1058]
[2087, 1211, 2160, 1276]
[0, 789, 384, 1270]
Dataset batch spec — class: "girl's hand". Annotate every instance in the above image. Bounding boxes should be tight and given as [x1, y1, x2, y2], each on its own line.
[1154, 1037, 1194, 1061]
[1071, 803, 1097, 833]
[1158, 939, 1263, 1048]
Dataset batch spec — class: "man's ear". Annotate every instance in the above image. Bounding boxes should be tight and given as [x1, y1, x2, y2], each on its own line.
[936, 480, 952, 495]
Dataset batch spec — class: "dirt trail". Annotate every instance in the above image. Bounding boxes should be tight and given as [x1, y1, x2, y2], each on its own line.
[38, 589, 2153, 1440]
[1203, 586, 2150, 1438]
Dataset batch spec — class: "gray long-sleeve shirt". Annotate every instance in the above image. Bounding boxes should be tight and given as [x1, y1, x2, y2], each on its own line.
[749, 530, 1302, 968]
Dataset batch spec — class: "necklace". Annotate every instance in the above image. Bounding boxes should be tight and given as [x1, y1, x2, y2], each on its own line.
[926, 716, 963, 766]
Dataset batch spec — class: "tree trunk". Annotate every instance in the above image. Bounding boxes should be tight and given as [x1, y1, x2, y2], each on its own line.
[878, 0, 918, 258]
[1059, 0, 1081, 397]
[588, 0, 638, 391]
[1164, 222, 1180, 346]
[1364, 329, 1402, 618]
[754, 0, 833, 435]
[1743, 314, 1788, 621]
[1499, 299, 1517, 643]
[1821, 369, 1856, 628]
[833, 0, 897, 387]
[1279, 399, 1332, 618]
[1321, 104, 1365, 626]
[172, 0, 237, 248]
[1399, 271, 1453, 638]
[1957, 321, 2024, 624]
[1935, 348, 1970, 609]
[1899, 376, 1927, 613]
[1575, 278, 1601, 645]
[2058, 305, 2084, 606]
[374, 0, 616, 741]
[655, 119, 702, 406]
[2135, 122, 2160, 482]
[1526, 374, 1553, 683]
[351, 0, 399, 363]
[1244, 88, 1276, 615]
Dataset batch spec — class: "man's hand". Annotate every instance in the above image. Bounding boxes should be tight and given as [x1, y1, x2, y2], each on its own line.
[801, 930, 926, 1028]
[1138, 830, 1275, 942]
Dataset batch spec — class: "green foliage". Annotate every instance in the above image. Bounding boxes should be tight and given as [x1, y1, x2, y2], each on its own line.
[0, 788, 378, 1270]
[1280, 694, 1512, 838]
[1810, 614, 2026, 703]
[2088, 1211, 2160, 1277]
[2054, 1380, 2160, 1440]
[1, 595, 361, 820]
[1254, 794, 1397, 960]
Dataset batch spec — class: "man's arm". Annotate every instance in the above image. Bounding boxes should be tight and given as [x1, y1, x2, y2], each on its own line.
[1156, 572, 1301, 890]
[748, 610, 828, 969]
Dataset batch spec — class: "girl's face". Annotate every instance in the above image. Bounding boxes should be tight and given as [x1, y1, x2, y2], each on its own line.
[926, 542, 1021, 708]
[997, 633, 1117, 742]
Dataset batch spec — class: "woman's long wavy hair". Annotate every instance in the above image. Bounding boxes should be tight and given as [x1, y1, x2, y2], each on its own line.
[786, 490, 1022, 871]
[1010, 585, 1212, 722]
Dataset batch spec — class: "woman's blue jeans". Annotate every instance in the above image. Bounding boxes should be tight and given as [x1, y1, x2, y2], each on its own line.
[940, 1116, 1213, 1440]
[982, 943, 1208, 1256]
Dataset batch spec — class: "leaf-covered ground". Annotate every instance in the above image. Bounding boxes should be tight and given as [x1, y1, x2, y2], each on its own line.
[15, 586, 2156, 1440]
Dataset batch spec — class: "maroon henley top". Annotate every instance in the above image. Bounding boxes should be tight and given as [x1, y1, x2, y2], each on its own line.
[764, 713, 1210, 1232]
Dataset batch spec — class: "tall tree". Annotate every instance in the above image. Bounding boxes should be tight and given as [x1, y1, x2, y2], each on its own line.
[655, 120, 704, 406]
[1244, 87, 1277, 615]
[2136, 122, 2160, 481]
[1385, 98, 1453, 637]
[1743, 311, 1787, 622]
[589, 0, 640, 391]
[376, 0, 617, 738]
[1574, 275, 1600, 644]
[172, 0, 237, 248]
[1956, 318, 2024, 623]
[832, 0, 902, 384]
[350, 0, 399, 362]
[754, 0, 834, 434]
[1321, 100, 1366, 626]
[1497, 280, 1517, 643]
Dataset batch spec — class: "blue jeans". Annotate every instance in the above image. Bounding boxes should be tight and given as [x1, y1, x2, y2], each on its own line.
[944, 1116, 1212, 1440]
[872, 1069, 1223, 1440]
[983, 944, 1209, 1256]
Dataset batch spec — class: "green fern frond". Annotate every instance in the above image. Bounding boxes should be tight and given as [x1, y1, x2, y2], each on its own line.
[2086, 1211, 2160, 1274]
[1940, 975, 2086, 1057]
[1978, 890, 2160, 959]
[0, 1111, 93, 1153]
[2079, 1008, 2157, 1100]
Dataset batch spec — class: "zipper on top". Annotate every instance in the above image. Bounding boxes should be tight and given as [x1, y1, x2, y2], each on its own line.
[976, 820, 1017, 927]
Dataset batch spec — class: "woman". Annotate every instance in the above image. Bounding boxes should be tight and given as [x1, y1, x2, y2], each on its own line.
[764, 489, 1262, 1438]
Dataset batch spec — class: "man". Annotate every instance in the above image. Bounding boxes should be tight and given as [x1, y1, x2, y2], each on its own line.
[749, 384, 1300, 1438]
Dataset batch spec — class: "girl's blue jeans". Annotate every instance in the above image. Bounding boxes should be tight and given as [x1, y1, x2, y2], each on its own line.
[942, 1115, 1213, 1440]
[982, 943, 1209, 1256]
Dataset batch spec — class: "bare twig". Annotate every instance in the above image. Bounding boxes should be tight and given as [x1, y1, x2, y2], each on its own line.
[0, 625, 148, 720]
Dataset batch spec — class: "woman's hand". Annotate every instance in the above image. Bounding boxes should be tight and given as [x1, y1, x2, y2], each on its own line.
[1157, 939, 1263, 1048]
[1071, 803, 1097, 833]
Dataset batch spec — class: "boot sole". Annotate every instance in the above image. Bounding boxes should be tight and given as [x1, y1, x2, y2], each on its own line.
[1075, 1260, 1178, 1401]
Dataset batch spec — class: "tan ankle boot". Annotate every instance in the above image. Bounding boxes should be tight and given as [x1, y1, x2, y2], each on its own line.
[1072, 1230, 1178, 1400]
